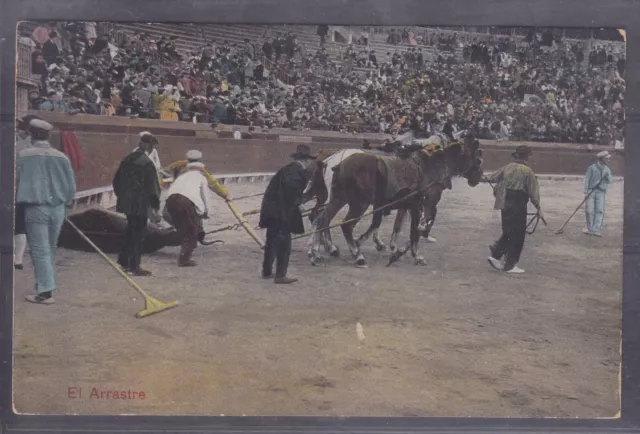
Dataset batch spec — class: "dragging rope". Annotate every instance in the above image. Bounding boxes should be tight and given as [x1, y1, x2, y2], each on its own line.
[292, 191, 420, 241]
[204, 223, 242, 235]
[232, 192, 265, 201]
[242, 205, 318, 218]
[241, 208, 260, 217]
[526, 212, 547, 235]
[484, 179, 546, 235]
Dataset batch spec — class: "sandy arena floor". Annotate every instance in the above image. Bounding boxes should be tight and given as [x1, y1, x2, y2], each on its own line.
[12, 178, 623, 418]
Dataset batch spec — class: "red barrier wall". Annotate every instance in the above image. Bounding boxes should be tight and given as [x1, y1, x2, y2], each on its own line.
[25, 112, 623, 191]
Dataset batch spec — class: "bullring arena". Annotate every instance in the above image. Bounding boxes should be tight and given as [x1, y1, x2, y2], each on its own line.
[12, 112, 622, 418]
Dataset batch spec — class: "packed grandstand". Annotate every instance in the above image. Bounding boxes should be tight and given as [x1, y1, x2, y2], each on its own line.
[18, 22, 626, 145]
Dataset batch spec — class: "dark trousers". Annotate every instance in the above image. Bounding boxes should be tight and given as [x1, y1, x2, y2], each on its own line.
[491, 190, 528, 270]
[166, 194, 202, 264]
[15, 203, 26, 235]
[118, 214, 148, 270]
[262, 226, 292, 278]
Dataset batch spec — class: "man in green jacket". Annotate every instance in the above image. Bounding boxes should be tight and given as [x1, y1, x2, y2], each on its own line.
[484, 145, 544, 274]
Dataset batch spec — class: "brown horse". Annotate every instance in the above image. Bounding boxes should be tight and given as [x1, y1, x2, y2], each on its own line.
[309, 137, 483, 267]
[303, 147, 396, 261]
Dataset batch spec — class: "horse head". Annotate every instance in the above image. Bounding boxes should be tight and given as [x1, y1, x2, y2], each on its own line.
[303, 158, 326, 204]
[445, 136, 484, 187]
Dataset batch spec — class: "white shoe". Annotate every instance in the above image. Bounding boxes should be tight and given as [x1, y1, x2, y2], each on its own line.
[426, 236, 437, 243]
[506, 266, 525, 274]
[582, 228, 592, 235]
[25, 294, 54, 305]
[487, 256, 504, 271]
[592, 232, 602, 237]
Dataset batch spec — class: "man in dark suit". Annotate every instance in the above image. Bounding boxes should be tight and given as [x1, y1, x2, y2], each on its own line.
[259, 145, 315, 284]
[112, 134, 161, 276]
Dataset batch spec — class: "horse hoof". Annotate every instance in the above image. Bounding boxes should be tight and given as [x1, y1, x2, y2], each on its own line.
[415, 257, 427, 266]
[355, 259, 368, 268]
[376, 244, 387, 252]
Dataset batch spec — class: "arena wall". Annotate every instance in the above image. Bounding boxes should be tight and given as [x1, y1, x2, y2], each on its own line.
[27, 112, 624, 195]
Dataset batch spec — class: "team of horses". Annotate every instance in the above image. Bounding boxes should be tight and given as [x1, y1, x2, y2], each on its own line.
[301, 134, 484, 268]
[57, 133, 483, 268]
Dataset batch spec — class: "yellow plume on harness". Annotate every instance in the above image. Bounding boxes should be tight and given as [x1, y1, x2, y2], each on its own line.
[421, 140, 465, 157]
[422, 143, 444, 157]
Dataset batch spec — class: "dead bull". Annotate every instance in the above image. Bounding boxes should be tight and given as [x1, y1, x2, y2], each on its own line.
[58, 207, 220, 254]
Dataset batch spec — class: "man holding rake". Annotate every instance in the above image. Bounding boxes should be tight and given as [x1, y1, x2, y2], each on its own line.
[583, 151, 613, 237]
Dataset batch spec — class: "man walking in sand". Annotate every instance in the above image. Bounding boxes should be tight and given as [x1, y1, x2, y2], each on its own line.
[14, 114, 44, 271]
[16, 119, 76, 304]
[484, 145, 543, 274]
[583, 150, 613, 237]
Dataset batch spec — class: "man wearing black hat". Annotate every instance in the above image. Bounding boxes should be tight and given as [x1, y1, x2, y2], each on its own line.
[484, 145, 543, 274]
[112, 133, 161, 276]
[259, 144, 315, 284]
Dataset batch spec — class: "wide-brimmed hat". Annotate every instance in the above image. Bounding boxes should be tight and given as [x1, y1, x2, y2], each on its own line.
[512, 145, 532, 159]
[597, 150, 611, 159]
[140, 133, 158, 145]
[290, 144, 314, 160]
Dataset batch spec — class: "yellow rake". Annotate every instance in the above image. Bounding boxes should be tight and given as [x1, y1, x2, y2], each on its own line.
[64, 218, 178, 318]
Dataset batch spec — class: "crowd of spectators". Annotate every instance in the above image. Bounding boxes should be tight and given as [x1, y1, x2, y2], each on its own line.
[21, 22, 626, 145]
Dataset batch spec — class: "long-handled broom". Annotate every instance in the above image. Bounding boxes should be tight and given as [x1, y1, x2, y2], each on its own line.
[554, 178, 604, 235]
[64, 217, 178, 318]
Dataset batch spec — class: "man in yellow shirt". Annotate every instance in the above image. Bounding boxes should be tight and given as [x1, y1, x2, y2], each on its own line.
[163, 152, 231, 201]
[483, 145, 544, 274]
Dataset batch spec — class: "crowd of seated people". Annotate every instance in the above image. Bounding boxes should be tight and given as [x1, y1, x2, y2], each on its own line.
[21, 22, 625, 145]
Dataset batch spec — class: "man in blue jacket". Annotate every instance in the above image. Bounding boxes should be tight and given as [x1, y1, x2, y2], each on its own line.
[584, 150, 613, 237]
[16, 119, 76, 305]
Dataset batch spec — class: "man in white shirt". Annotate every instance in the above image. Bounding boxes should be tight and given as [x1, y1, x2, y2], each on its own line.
[163, 150, 210, 267]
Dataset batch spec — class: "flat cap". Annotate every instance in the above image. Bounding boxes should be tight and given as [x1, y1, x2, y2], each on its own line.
[29, 119, 53, 131]
[186, 150, 203, 161]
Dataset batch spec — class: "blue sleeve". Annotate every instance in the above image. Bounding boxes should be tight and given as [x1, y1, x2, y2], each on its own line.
[584, 166, 592, 194]
[15, 158, 22, 198]
[63, 157, 77, 206]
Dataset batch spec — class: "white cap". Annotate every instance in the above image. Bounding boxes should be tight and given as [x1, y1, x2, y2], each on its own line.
[186, 150, 202, 161]
[139, 131, 152, 137]
[29, 119, 53, 131]
[597, 150, 611, 159]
